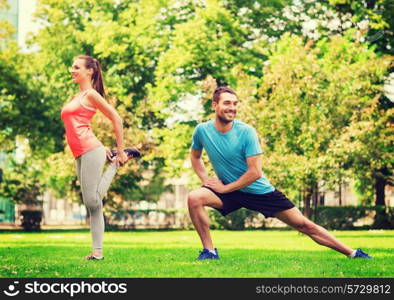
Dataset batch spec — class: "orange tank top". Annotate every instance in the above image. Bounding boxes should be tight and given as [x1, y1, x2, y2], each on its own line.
[60, 90, 102, 158]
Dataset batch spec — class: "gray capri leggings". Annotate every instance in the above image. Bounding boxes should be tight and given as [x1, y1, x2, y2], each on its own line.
[76, 145, 117, 251]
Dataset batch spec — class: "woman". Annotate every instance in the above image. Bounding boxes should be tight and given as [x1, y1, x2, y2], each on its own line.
[61, 55, 138, 260]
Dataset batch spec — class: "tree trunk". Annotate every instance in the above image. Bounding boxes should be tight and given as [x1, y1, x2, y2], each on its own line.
[311, 182, 319, 221]
[303, 185, 313, 218]
[375, 177, 386, 206]
[338, 180, 342, 206]
[312, 182, 318, 207]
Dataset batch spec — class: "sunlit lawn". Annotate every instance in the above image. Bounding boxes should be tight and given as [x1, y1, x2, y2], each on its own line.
[0, 230, 392, 278]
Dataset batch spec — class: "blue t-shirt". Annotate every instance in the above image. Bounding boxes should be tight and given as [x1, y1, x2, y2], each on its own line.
[191, 120, 275, 194]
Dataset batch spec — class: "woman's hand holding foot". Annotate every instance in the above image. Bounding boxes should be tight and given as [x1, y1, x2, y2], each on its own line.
[115, 149, 128, 167]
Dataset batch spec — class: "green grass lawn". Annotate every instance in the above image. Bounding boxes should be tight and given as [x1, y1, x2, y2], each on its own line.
[0, 230, 392, 278]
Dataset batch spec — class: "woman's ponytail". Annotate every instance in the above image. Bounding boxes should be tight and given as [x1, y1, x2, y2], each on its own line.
[77, 55, 106, 98]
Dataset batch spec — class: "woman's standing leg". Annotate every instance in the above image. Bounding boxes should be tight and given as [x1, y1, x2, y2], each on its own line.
[78, 146, 118, 257]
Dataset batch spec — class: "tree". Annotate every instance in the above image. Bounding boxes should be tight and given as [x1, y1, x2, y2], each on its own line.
[329, 0, 394, 55]
[0, 0, 55, 211]
[149, 0, 289, 185]
[327, 0, 394, 205]
[26, 0, 288, 202]
[2, 0, 391, 211]
[20, 0, 201, 207]
[151, 0, 393, 208]
[252, 34, 391, 212]
[328, 93, 394, 205]
[1, 158, 43, 206]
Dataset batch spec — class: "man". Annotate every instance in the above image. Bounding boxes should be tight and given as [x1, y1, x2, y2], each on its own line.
[188, 86, 371, 260]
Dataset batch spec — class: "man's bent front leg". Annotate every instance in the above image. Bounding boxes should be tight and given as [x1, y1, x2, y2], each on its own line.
[188, 187, 224, 250]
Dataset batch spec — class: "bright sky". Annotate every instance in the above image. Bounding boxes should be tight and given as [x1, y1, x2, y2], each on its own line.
[18, 0, 39, 51]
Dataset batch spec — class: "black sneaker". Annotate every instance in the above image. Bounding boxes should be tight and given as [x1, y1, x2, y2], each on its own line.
[110, 148, 141, 159]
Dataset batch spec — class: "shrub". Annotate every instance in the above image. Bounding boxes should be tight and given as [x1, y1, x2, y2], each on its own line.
[209, 208, 265, 230]
[20, 210, 42, 231]
[313, 206, 394, 230]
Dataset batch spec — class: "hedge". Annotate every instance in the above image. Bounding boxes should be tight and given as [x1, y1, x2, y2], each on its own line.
[312, 206, 394, 230]
[209, 206, 394, 230]
[104, 206, 394, 230]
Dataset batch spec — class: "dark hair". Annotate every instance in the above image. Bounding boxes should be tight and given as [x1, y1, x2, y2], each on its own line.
[212, 86, 237, 103]
[76, 55, 106, 98]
